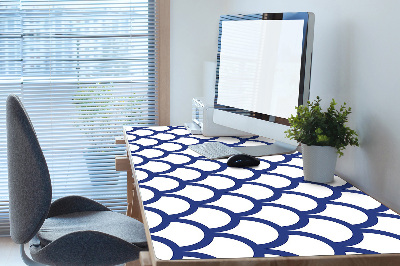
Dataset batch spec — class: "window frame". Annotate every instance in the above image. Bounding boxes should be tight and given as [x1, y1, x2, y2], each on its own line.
[156, 0, 170, 126]
[0, 0, 170, 237]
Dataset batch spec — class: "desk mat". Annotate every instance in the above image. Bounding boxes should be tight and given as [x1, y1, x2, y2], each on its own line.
[125, 126, 400, 260]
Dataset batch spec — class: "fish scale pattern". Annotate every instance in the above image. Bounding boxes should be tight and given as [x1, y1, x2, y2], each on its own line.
[125, 126, 400, 260]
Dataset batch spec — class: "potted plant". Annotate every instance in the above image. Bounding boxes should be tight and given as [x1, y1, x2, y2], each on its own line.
[285, 96, 359, 183]
[73, 84, 135, 186]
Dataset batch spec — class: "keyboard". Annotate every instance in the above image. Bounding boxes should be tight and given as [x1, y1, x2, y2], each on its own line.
[189, 142, 242, 159]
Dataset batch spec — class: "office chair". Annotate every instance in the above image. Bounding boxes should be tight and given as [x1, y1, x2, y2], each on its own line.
[6, 94, 148, 265]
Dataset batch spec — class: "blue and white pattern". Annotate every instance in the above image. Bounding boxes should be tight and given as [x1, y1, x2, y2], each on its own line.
[125, 126, 400, 260]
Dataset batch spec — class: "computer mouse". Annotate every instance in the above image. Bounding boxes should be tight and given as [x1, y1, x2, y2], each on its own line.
[227, 154, 260, 167]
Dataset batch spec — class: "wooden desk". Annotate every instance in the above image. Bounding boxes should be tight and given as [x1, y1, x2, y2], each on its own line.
[117, 126, 400, 266]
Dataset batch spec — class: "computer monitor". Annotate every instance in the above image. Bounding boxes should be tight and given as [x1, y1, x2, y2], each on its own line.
[213, 12, 315, 156]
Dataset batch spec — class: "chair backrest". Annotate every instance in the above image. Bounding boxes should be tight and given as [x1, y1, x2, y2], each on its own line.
[7, 94, 52, 244]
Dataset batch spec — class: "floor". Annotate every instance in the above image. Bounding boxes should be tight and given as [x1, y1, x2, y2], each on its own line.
[0, 237, 26, 266]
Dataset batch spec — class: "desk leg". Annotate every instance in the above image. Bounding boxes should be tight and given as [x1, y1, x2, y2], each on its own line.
[125, 252, 151, 266]
[115, 155, 143, 222]
[127, 169, 143, 223]
[117, 138, 149, 266]
[124, 173, 148, 266]
[125, 260, 140, 266]
[126, 169, 134, 218]
[139, 252, 152, 266]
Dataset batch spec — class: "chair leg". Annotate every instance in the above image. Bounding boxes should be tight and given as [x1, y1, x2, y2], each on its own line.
[20, 244, 46, 266]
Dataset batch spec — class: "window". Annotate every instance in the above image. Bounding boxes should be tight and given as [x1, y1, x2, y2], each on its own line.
[0, 0, 169, 236]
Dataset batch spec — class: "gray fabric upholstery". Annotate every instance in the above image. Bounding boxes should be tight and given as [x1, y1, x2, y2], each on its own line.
[47, 195, 110, 218]
[30, 230, 145, 266]
[7, 94, 148, 265]
[38, 211, 147, 248]
[7, 94, 52, 244]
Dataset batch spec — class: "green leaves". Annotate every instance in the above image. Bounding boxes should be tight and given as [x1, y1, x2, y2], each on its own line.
[285, 96, 359, 157]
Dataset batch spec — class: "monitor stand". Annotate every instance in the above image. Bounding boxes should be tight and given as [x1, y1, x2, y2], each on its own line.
[233, 141, 298, 157]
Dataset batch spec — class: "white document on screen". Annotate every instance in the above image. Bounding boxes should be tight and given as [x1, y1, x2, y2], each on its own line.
[217, 19, 304, 119]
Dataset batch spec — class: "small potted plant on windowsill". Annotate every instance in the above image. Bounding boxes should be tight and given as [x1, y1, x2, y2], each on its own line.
[285, 96, 359, 183]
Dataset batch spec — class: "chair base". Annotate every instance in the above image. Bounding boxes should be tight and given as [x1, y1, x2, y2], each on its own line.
[20, 244, 45, 266]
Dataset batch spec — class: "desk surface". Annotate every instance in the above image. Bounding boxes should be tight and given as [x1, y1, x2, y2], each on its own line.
[124, 126, 400, 263]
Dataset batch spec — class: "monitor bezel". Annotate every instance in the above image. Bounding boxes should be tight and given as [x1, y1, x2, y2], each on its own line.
[214, 12, 314, 125]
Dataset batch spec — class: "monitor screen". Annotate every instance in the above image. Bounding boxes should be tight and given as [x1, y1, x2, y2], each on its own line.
[217, 19, 304, 119]
[213, 13, 314, 156]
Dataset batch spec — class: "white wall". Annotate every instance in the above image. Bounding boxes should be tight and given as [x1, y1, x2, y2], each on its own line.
[170, 0, 227, 125]
[170, 0, 400, 212]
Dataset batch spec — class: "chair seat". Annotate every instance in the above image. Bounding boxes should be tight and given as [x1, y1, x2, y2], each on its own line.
[37, 211, 147, 248]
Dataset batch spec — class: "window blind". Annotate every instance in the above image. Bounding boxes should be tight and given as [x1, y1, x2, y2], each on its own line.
[0, 0, 159, 236]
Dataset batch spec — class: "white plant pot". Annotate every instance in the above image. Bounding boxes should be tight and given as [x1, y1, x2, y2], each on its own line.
[301, 144, 338, 183]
